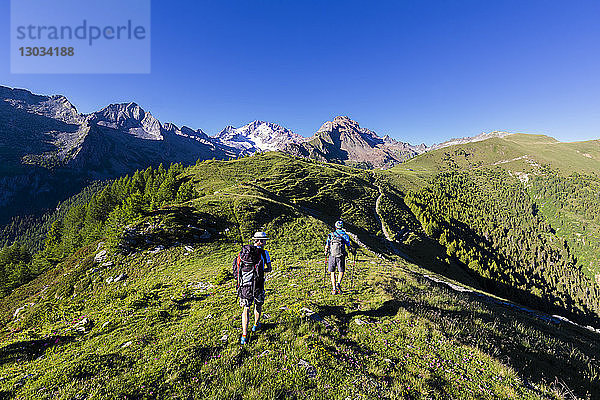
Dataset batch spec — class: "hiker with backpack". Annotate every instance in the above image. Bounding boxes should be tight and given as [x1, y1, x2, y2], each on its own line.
[233, 231, 272, 345]
[325, 220, 354, 294]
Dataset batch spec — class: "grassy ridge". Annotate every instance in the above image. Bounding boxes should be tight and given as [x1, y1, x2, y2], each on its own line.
[3, 234, 599, 399]
[395, 134, 600, 177]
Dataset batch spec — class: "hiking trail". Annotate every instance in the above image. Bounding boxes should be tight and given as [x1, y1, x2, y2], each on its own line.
[374, 186, 393, 241]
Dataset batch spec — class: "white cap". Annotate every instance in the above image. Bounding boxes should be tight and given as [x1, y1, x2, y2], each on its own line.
[252, 231, 269, 240]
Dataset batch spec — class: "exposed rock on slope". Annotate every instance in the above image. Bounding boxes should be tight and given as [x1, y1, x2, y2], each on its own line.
[0, 86, 235, 223]
[430, 131, 512, 150]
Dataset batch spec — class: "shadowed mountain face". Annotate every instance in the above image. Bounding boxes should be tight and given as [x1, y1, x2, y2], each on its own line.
[0, 87, 82, 167]
[0, 86, 237, 224]
[284, 116, 427, 168]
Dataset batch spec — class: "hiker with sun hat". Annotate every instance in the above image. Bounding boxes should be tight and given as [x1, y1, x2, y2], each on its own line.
[233, 231, 272, 344]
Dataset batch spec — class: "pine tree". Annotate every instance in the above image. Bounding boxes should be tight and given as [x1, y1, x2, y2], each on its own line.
[156, 173, 176, 206]
[43, 220, 64, 261]
[122, 191, 145, 219]
[176, 180, 196, 203]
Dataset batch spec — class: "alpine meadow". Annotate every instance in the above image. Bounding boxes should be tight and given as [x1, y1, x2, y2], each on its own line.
[3, 0, 600, 397]
[2, 137, 600, 399]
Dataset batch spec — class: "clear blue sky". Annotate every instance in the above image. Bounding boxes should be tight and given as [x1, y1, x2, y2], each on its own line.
[2, 0, 599, 145]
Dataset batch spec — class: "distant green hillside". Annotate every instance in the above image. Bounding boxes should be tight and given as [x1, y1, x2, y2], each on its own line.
[2, 152, 600, 399]
[391, 133, 600, 310]
[528, 173, 600, 279]
[395, 134, 600, 177]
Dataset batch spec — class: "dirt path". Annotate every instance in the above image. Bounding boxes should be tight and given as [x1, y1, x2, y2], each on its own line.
[374, 187, 393, 241]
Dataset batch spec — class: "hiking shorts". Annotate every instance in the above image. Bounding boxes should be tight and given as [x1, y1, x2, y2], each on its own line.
[328, 255, 345, 273]
[239, 290, 265, 313]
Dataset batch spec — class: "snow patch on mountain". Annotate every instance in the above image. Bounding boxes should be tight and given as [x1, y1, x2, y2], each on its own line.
[215, 120, 305, 153]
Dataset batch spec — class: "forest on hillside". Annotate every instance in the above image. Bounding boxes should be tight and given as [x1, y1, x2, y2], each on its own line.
[405, 168, 600, 325]
[0, 162, 196, 297]
[528, 172, 600, 279]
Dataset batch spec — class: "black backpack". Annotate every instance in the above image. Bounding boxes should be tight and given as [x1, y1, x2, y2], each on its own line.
[232, 245, 265, 300]
[329, 232, 345, 257]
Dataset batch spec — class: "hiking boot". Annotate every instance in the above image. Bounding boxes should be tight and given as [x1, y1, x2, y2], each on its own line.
[336, 284, 342, 294]
[251, 323, 261, 332]
[240, 335, 248, 345]
[331, 288, 337, 295]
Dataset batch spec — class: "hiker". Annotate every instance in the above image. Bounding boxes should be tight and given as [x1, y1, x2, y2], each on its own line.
[325, 220, 354, 294]
[233, 231, 272, 344]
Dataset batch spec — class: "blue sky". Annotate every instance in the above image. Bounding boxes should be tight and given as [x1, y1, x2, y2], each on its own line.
[2, 0, 599, 145]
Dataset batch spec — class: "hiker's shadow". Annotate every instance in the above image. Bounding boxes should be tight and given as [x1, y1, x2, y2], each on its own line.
[317, 299, 439, 335]
[315, 305, 349, 331]
[0, 336, 74, 366]
[258, 322, 277, 331]
[171, 294, 210, 310]
[348, 299, 401, 319]
[317, 305, 345, 318]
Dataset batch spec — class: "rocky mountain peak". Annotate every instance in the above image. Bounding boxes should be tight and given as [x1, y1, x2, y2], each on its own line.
[247, 120, 267, 130]
[90, 102, 163, 141]
[285, 116, 428, 168]
[42, 95, 81, 124]
[1, 86, 82, 124]
[94, 102, 144, 123]
[332, 115, 356, 125]
[180, 125, 202, 136]
[162, 123, 209, 141]
[431, 131, 513, 150]
[0, 85, 46, 104]
[216, 125, 237, 139]
[318, 115, 358, 133]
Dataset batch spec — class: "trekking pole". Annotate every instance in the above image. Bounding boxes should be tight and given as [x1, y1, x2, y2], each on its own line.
[323, 256, 328, 289]
[351, 250, 356, 291]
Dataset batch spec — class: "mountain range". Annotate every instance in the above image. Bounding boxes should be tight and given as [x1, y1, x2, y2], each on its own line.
[2, 84, 597, 225]
[0, 85, 429, 223]
[0, 85, 429, 169]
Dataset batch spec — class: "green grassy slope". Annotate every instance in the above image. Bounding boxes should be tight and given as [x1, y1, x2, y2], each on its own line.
[2, 233, 599, 399]
[392, 133, 600, 282]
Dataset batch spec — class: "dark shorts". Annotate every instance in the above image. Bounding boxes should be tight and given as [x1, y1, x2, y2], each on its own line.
[328, 255, 345, 272]
[239, 290, 265, 312]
